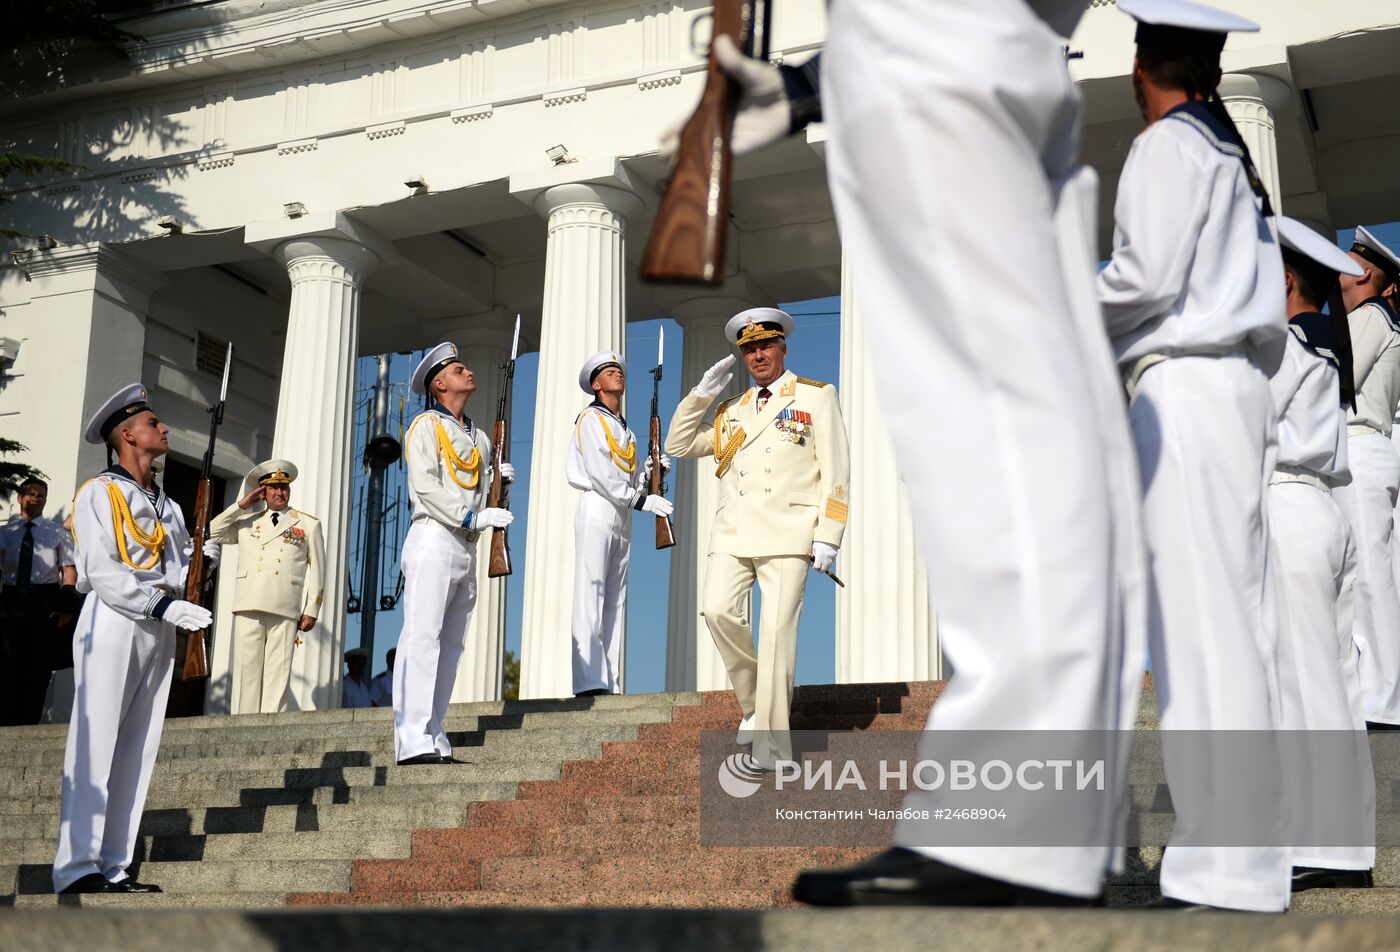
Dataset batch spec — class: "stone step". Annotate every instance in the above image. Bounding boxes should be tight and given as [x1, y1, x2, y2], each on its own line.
[0, 828, 413, 866]
[287, 886, 789, 909]
[8, 857, 352, 895]
[123, 778, 518, 812]
[13, 891, 290, 909]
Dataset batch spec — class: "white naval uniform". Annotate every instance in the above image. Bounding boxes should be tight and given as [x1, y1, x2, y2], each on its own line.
[393, 404, 495, 761]
[1267, 319, 1374, 872]
[1334, 296, 1400, 725]
[566, 401, 645, 694]
[823, 0, 1147, 899]
[1098, 100, 1289, 911]
[53, 467, 191, 892]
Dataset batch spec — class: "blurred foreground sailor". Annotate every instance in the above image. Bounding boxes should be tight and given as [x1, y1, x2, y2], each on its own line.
[1098, 0, 1290, 912]
[568, 352, 673, 696]
[53, 384, 215, 895]
[394, 343, 513, 765]
[209, 460, 325, 714]
[1333, 226, 1400, 728]
[1268, 217, 1376, 891]
[667, 308, 850, 771]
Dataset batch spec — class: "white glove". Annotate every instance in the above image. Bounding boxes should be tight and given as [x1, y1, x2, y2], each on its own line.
[696, 355, 737, 398]
[475, 508, 514, 530]
[641, 495, 674, 518]
[499, 462, 516, 484]
[163, 600, 213, 632]
[643, 454, 673, 480]
[662, 35, 790, 160]
[811, 542, 837, 574]
[202, 539, 222, 566]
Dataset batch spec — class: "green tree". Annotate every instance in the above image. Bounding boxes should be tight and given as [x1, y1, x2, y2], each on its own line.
[0, 439, 47, 500]
[502, 648, 521, 701]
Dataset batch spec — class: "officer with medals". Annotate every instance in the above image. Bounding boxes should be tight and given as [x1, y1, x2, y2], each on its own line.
[666, 308, 850, 770]
[568, 352, 674, 697]
[1333, 226, 1400, 729]
[209, 460, 326, 714]
[1268, 217, 1376, 892]
[53, 384, 216, 895]
[394, 343, 514, 765]
[1096, 0, 1291, 912]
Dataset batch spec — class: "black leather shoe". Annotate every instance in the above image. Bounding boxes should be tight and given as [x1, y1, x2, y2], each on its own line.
[1292, 866, 1374, 892]
[575, 688, 609, 697]
[792, 848, 1099, 907]
[58, 873, 124, 895]
[114, 879, 163, 894]
[395, 752, 443, 766]
[1139, 896, 1281, 912]
[1365, 721, 1400, 731]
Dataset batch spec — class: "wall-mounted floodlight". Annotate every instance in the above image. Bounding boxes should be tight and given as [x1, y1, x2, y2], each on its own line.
[283, 201, 308, 218]
[157, 216, 182, 233]
[405, 175, 429, 193]
[546, 144, 574, 166]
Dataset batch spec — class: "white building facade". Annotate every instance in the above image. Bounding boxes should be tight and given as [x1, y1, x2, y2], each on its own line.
[1, 0, 1397, 710]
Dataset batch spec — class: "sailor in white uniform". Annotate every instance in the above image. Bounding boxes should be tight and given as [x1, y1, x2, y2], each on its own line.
[393, 343, 514, 765]
[1268, 217, 1376, 892]
[567, 352, 673, 696]
[1333, 226, 1400, 727]
[52, 384, 215, 895]
[1096, 0, 1290, 912]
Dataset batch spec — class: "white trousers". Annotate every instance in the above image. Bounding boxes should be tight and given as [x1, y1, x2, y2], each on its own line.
[1268, 482, 1375, 871]
[824, 0, 1146, 899]
[1335, 432, 1400, 724]
[230, 610, 297, 715]
[393, 523, 477, 761]
[1131, 355, 1290, 911]
[571, 493, 629, 695]
[53, 596, 175, 892]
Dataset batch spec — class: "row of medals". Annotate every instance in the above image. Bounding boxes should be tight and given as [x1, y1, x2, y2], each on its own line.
[776, 409, 811, 446]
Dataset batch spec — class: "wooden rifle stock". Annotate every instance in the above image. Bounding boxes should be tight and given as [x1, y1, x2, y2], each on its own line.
[649, 415, 676, 549]
[639, 0, 753, 285]
[487, 417, 512, 577]
[181, 478, 212, 680]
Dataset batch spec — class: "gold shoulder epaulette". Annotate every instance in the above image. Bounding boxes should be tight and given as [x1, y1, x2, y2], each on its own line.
[796, 376, 829, 389]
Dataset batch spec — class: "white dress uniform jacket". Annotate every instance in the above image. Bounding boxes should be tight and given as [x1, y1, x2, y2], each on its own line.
[1335, 296, 1400, 725]
[53, 466, 191, 892]
[1267, 320, 1374, 873]
[393, 404, 495, 761]
[209, 504, 325, 714]
[1098, 100, 1290, 912]
[566, 401, 645, 694]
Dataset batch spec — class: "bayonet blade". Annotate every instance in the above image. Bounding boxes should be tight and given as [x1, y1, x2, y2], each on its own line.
[510, 314, 521, 361]
[658, 325, 665, 368]
[218, 342, 233, 401]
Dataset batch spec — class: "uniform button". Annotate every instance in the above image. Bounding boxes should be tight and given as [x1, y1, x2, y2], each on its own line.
[765, 447, 772, 454]
[740, 470, 747, 477]
[739, 490, 747, 496]
[764, 467, 772, 474]
[764, 488, 772, 494]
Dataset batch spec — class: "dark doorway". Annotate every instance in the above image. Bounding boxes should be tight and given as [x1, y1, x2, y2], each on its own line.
[160, 456, 225, 719]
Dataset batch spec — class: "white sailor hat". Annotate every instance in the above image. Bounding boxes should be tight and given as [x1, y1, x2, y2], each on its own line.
[410, 342, 463, 397]
[84, 383, 153, 444]
[1278, 218, 1364, 278]
[579, 352, 627, 394]
[243, 459, 299, 498]
[1118, 0, 1259, 50]
[1350, 226, 1400, 286]
[725, 307, 794, 348]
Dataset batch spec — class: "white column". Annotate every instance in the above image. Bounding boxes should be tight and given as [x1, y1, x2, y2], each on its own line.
[1220, 73, 1291, 215]
[664, 300, 752, 691]
[268, 235, 380, 711]
[450, 315, 514, 702]
[834, 261, 940, 682]
[518, 182, 641, 700]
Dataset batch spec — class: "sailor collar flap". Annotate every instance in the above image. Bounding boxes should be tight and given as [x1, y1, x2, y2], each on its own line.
[100, 465, 167, 517]
[428, 402, 475, 438]
[1163, 100, 1246, 161]
[1360, 295, 1400, 335]
[1287, 312, 1341, 373]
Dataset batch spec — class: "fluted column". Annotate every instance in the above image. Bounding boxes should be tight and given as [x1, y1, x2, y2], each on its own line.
[834, 261, 940, 682]
[270, 235, 380, 711]
[451, 315, 514, 702]
[519, 182, 642, 700]
[1220, 73, 1292, 214]
[665, 300, 753, 691]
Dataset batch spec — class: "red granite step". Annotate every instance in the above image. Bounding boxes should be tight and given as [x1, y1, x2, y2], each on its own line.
[415, 887, 793, 909]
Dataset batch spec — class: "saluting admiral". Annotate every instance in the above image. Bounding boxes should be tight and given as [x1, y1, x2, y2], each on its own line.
[209, 460, 326, 715]
[666, 308, 850, 770]
[567, 352, 674, 696]
[1267, 217, 1375, 892]
[1332, 226, 1400, 728]
[393, 343, 514, 765]
[53, 384, 217, 895]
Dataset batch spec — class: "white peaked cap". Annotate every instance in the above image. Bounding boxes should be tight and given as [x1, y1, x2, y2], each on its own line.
[1118, 0, 1259, 35]
[410, 342, 461, 396]
[1351, 226, 1400, 281]
[725, 307, 794, 347]
[1278, 218, 1363, 277]
[84, 383, 151, 444]
[579, 352, 627, 394]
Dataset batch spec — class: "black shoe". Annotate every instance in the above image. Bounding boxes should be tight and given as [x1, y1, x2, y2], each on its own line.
[1365, 721, 1400, 731]
[113, 879, 163, 894]
[1139, 896, 1279, 912]
[575, 688, 610, 697]
[792, 848, 1099, 908]
[1292, 866, 1374, 892]
[396, 752, 444, 766]
[58, 873, 124, 895]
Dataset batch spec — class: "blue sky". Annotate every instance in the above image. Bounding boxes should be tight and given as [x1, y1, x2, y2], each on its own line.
[345, 221, 1400, 688]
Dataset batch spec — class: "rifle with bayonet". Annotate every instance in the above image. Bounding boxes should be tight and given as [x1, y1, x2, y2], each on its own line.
[181, 342, 232, 681]
[649, 326, 676, 549]
[487, 315, 521, 578]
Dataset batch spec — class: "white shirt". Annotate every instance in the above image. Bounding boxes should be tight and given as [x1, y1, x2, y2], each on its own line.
[1345, 298, 1400, 436]
[1098, 103, 1286, 369]
[342, 675, 373, 709]
[1270, 322, 1350, 486]
[370, 670, 393, 707]
[403, 405, 496, 532]
[566, 402, 645, 510]
[0, 516, 74, 586]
